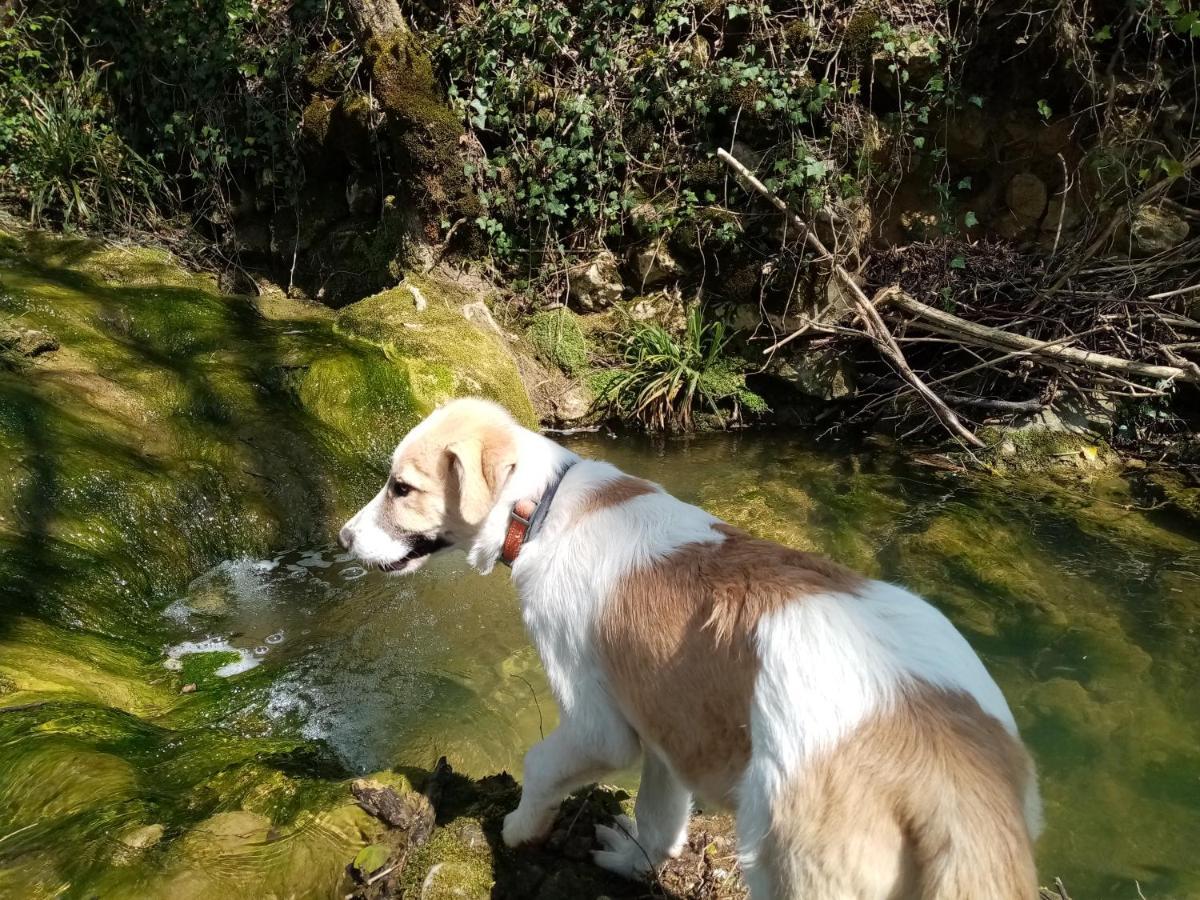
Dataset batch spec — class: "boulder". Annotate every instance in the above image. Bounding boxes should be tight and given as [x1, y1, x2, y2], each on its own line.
[768, 346, 856, 401]
[567, 251, 624, 310]
[629, 239, 680, 289]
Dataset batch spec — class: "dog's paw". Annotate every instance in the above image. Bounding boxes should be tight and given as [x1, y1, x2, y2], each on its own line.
[502, 808, 552, 848]
[593, 815, 654, 880]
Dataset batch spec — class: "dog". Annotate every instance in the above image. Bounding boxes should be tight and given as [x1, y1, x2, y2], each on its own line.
[339, 397, 1043, 899]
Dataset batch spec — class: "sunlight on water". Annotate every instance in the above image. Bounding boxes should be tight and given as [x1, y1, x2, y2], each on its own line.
[145, 433, 1200, 897]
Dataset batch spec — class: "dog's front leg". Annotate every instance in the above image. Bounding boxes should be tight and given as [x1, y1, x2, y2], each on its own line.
[594, 749, 692, 879]
[503, 719, 638, 848]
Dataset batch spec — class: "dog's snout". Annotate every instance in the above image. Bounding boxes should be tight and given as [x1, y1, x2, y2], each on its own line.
[338, 526, 354, 551]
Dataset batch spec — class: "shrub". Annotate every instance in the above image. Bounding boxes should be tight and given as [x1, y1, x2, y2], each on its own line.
[600, 306, 766, 431]
[528, 309, 591, 376]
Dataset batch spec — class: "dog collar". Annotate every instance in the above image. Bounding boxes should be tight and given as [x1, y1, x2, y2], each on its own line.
[500, 462, 575, 567]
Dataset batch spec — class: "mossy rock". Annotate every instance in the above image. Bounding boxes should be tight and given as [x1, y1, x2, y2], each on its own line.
[300, 98, 336, 151]
[332, 273, 537, 428]
[978, 426, 1119, 476]
[526, 309, 591, 376]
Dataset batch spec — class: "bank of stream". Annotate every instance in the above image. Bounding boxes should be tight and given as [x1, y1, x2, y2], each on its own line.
[2, 226, 1199, 898]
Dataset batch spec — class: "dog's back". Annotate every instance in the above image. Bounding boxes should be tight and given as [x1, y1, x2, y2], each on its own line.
[571, 474, 1041, 899]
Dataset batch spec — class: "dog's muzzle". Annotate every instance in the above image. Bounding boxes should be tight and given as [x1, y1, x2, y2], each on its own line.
[377, 534, 450, 571]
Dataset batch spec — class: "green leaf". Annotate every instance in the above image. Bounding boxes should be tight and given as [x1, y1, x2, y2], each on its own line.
[964, 210, 979, 227]
[1036, 99, 1052, 120]
[957, 176, 972, 191]
[950, 255, 966, 269]
[1158, 156, 1186, 179]
[353, 844, 390, 876]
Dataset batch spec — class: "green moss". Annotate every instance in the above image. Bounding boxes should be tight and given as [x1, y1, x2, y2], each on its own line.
[300, 98, 336, 149]
[334, 274, 537, 427]
[177, 651, 242, 687]
[366, 30, 480, 221]
[401, 819, 494, 898]
[978, 426, 1117, 476]
[527, 309, 590, 376]
[844, 9, 882, 57]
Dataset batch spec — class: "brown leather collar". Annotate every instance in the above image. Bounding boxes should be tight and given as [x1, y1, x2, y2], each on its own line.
[500, 463, 574, 567]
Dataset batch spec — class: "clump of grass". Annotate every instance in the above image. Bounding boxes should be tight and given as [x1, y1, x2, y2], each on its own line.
[527, 308, 590, 376]
[600, 306, 766, 431]
[15, 68, 162, 229]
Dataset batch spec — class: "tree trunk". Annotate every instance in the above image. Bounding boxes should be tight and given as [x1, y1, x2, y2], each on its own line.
[341, 0, 406, 42]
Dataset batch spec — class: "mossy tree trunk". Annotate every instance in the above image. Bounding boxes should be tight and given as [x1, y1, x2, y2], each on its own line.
[341, 0, 407, 43]
[337, 0, 481, 244]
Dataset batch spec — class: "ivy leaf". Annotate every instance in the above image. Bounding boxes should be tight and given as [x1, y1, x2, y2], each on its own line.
[1158, 156, 1186, 179]
[1036, 99, 1052, 119]
[964, 210, 979, 227]
[950, 255, 966, 270]
[353, 844, 390, 876]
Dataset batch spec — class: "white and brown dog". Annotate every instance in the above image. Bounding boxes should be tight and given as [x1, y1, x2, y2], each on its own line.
[339, 398, 1042, 899]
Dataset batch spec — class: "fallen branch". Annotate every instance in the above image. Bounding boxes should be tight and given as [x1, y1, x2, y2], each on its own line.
[867, 377, 1044, 413]
[879, 288, 1199, 384]
[717, 147, 985, 448]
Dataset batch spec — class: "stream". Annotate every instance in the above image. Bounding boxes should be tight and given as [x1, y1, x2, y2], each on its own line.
[2, 229, 1199, 898]
[152, 433, 1200, 899]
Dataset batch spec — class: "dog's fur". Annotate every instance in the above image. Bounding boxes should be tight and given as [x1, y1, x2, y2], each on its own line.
[340, 398, 1043, 900]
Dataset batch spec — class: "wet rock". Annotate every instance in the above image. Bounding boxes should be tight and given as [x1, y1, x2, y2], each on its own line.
[1129, 206, 1188, 256]
[113, 823, 165, 865]
[0, 325, 58, 358]
[768, 346, 856, 400]
[353, 778, 435, 845]
[1006, 173, 1048, 224]
[568, 251, 624, 311]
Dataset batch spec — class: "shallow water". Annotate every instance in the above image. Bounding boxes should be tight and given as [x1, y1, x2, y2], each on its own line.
[153, 432, 1200, 899]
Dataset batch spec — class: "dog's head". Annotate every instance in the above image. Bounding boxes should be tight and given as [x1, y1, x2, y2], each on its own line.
[338, 398, 518, 574]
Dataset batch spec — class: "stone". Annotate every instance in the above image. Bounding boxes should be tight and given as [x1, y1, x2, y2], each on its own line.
[769, 347, 856, 400]
[351, 778, 435, 845]
[0, 326, 58, 358]
[1129, 206, 1188, 256]
[627, 289, 687, 332]
[1006, 173, 1048, 223]
[567, 251, 624, 310]
[629, 239, 680, 289]
[113, 823, 165, 864]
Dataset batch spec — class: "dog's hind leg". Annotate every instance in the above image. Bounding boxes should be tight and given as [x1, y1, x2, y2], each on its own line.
[503, 709, 640, 848]
[594, 749, 691, 879]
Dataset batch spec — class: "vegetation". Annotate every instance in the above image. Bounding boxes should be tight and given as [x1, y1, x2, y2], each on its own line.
[600, 306, 766, 430]
[527, 309, 591, 376]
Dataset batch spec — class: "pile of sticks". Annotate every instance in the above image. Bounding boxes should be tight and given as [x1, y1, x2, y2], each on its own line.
[717, 148, 1200, 451]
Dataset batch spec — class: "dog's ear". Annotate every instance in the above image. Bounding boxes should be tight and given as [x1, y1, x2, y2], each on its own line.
[446, 430, 516, 525]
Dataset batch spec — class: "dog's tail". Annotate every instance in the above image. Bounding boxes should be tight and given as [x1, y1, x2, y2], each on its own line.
[739, 686, 1041, 899]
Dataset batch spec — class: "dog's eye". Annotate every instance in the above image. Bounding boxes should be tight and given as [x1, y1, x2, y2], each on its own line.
[390, 479, 412, 498]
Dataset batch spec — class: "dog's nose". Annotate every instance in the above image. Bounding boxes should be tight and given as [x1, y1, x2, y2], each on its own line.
[338, 526, 354, 551]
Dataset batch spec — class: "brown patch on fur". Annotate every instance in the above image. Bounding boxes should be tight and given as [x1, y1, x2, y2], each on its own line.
[575, 475, 657, 519]
[595, 526, 865, 801]
[762, 681, 1039, 899]
[385, 399, 518, 537]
